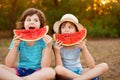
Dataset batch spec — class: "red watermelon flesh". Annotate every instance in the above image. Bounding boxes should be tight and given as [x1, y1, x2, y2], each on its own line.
[14, 26, 48, 41]
[53, 28, 87, 46]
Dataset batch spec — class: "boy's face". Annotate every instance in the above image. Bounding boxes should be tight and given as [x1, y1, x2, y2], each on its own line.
[61, 22, 76, 34]
[24, 14, 40, 30]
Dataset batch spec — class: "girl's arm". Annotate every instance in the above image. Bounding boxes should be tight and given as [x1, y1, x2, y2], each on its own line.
[82, 44, 95, 68]
[41, 35, 53, 67]
[5, 35, 21, 67]
[53, 40, 63, 66]
[76, 41, 95, 68]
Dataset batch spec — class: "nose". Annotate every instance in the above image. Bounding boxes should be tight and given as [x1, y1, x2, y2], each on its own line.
[65, 29, 69, 32]
[29, 20, 35, 25]
[64, 28, 69, 33]
[65, 27, 70, 30]
[30, 22, 34, 25]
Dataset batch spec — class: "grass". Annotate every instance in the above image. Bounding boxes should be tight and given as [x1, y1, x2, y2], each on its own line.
[0, 38, 120, 80]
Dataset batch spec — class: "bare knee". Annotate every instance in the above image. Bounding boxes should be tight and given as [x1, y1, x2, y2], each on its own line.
[42, 67, 56, 79]
[97, 63, 109, 72]
[0, 64, 7, 69]
[45, 67, 56, 75]
[55, 65, 65, 75]
[0, 64, 11, 70]
[101, 63, 109, 72]
[0, 64, 6, 73]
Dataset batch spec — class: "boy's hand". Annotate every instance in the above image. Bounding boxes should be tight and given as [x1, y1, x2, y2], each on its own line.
[13, 35, 22, 47]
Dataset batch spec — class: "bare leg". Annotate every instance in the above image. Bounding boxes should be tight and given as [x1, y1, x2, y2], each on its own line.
[23, 67, 55, 80]
[55, 65, 80, 79]
[0, 64, 24, 80]
[74, 63, 109, 80]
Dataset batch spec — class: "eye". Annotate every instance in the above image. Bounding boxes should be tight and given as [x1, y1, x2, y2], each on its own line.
[34, 19, 39, 22]
[26, 18, 31, 22]
[69, 26, 74, 29]
[61, 26, 65, 29]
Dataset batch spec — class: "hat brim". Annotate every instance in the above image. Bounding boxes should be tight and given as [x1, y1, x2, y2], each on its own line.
[53, 20, 84, 33]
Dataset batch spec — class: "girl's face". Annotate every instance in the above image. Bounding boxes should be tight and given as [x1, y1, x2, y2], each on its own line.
[24, 14, 40, 30]
[60, 22, 76, 34]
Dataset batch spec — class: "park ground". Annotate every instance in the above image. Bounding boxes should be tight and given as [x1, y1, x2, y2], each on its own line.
[0, 38, 120, 80]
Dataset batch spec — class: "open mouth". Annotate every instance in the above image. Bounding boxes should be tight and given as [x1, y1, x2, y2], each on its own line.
[29, 27, 35, 29]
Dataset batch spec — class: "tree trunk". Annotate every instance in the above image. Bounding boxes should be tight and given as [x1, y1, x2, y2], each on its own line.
[54, 0, 58, 7]
[9, 0, 18, 37]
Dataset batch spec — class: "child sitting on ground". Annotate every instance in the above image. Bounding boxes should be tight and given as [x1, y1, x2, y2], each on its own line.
[53, 13, 109, 80]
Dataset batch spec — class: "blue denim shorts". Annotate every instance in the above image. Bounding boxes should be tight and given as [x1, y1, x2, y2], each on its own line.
[14, 67, 41, 77]
[72, 68, 83, 74]
[66, 67, 83, 75]
[69, 68, 100, 80]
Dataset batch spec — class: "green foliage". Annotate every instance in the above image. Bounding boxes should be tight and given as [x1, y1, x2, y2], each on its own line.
[83, 16, 119, 38]
[0, 0, 120, 38]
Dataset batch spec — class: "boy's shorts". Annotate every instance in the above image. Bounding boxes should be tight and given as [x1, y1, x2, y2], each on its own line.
[14, 67, 41, 77]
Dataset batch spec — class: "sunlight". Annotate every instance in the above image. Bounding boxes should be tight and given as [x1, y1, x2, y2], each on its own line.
[112, 0, 118, 3]
[100, 0, 110, 5]
[86, 6, 92, 11]
[58, 0, 61, 2]
[32, 0, 37, 3]
[93, 3, 97, 10]
[101, 0, 106, 5]
[100, 0, 118, 5]
[93, 0, 118, 10]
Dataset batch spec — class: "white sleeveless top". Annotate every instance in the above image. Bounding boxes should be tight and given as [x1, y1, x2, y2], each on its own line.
[60, 46, 83, 71]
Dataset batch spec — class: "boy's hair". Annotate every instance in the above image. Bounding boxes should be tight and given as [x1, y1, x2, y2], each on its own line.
[59, 21, 79, 34]
[16, 8, 46, 29]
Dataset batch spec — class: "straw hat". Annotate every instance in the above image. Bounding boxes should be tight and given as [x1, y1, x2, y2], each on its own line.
[53, 14, 84, 33]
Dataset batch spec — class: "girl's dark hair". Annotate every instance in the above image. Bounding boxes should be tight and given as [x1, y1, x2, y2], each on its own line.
[16, 8, 46, 29]
[59, 21, 78, 33]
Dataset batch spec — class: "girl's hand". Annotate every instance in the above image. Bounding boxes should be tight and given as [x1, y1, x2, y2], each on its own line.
[54, 40, 63, 52]
[75, 40, 87, 50]
[42, 35, 53, 48]
[13, 35, 22, 47]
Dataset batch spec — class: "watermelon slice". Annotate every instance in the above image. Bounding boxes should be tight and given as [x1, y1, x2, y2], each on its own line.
[14, 26, 48, 41]
[53, 28, 87, 46]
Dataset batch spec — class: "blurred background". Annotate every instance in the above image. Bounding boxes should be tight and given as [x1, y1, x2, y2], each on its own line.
[0, 0, 120, 80]
[0, 0, 120, 38]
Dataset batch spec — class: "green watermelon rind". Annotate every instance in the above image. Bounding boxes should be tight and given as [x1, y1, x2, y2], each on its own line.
[14, 26, 49, 41]
[53, 28, 87, 46]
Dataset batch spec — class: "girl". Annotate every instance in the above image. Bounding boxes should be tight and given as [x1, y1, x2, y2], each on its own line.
[53, 14, 109, 80]
[0, 8, 55, 80]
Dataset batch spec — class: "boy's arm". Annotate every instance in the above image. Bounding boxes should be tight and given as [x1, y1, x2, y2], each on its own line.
[41, 46, 52, 67]
[41, 35, 53, 67]
[5, 36, 21, 67]
[5, 45, 19, 67]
